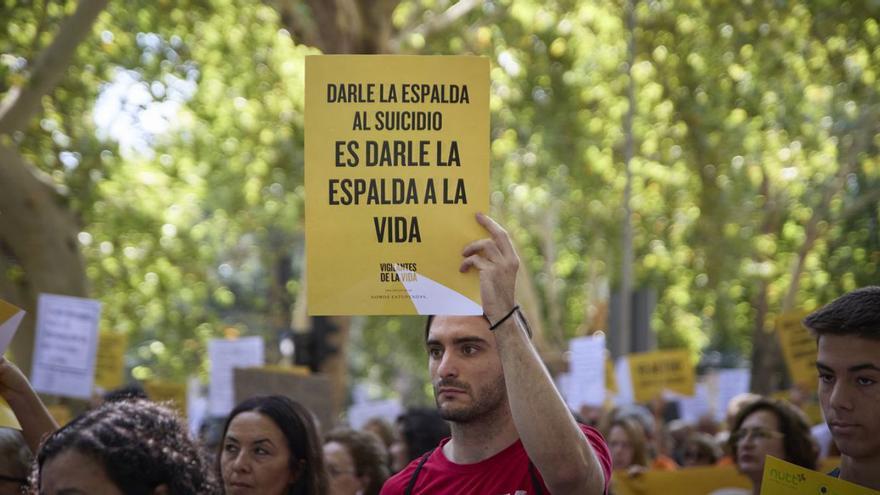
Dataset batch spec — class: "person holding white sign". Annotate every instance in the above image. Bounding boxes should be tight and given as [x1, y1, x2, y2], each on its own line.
[805, 286, 880, 491]
[380, 213, 611, 495]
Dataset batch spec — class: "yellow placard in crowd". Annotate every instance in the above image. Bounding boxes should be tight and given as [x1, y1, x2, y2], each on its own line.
[144, 380, 187, 415]
[0, 299, 26, 354]
[0, 299, 25, 429]
[46, 404, 73, 427]
[305, 55, 489, 315]
[628, 349, 695, 402]
[0, 397, 21, 429]
[761, 456, 880, 495]
[776, 310, 819, 389]
[94, 331, 128, 390]
[605, 355, 618, 394]
[612, 465, 751, 495]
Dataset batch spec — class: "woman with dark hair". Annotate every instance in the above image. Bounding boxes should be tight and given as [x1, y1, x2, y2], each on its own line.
[681, 432, 722, 467]
[603, 416, 650, 471]
[389, 408, 449, 473]
[219, 395, 328, 495]
[35, 398, 219, 495]
[729, 398, 817, 495]
[323, 428, 389, 495]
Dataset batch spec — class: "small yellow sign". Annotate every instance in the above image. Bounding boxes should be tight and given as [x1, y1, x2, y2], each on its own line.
[628, 349, 695, 402]
[776, 310, 818, 389]
[305, 55, 490, 315]
[0, 397, 20, 429]
[761, 455, 880, 494]
[46, 404, 73, 427]
[94, 332, 127, 390]
[612, 464, 750, 495]
[605, 355, 618, 394]
[144, 380, 186, 416]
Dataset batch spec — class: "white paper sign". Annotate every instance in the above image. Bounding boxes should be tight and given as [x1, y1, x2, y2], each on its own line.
[208, 337, 264, 416]
[713, 368, 750, 422]
[187, 377, 208, 437]
[678, 381, 712, 423]
[347, 399, 404, 430]
[30, 294, 102, 399]
[613, 356, 635, 405]
[566, 334, 607, 408]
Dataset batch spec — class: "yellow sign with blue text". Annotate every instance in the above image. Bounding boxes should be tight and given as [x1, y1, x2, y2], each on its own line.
[762, 456, 879, 494]
[305, 55, 489, 315]
[628, 349, 695, 402]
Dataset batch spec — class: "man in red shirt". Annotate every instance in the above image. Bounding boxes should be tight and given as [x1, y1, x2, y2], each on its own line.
[381, 213, 612, 495]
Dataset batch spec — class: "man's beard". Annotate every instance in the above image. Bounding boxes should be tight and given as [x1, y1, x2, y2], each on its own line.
[434, 375, 507, 423]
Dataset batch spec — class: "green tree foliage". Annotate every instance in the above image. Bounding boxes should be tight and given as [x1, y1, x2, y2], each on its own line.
[1, 0, 878, 401]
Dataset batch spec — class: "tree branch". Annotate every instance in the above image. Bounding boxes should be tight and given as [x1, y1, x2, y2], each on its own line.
[0, 0, 109, 136]
[390, 0, 481, 51]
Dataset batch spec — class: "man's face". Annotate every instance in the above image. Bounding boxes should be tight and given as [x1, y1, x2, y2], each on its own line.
[817, 334, 880, 461]
[426, 316, 507, 423]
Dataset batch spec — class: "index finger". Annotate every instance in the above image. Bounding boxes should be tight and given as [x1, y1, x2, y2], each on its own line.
[475, 212, 516, 258]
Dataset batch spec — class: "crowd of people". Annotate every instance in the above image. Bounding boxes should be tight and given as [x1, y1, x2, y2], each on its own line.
[0, 214, 876, 494]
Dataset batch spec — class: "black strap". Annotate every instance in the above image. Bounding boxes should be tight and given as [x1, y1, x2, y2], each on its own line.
[405, 449, 545, 495]
[528, 461, 544, 495]
[404, 448, 434, 495]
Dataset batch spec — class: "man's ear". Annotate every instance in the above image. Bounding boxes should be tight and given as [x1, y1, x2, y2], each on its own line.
[152, 484, 169, 495]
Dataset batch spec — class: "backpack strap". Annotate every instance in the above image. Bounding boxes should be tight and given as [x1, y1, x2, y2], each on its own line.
[404, 448, 434, 495]
[528, 461, 544, 495]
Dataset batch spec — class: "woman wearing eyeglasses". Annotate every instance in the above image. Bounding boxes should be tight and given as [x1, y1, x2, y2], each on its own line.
[728, 398, 818, 494]
[323, 428, 389, 495]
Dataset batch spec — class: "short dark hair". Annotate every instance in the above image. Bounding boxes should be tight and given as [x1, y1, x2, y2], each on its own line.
[424, 311, 533, 342]
[396, 407, 450, 462]
[324, 428, 389, 495]
[728, 398, 817, 471]
[220, 395, 327, 495]
[35, 399, 219, 494]
[803, 286, 880, 340]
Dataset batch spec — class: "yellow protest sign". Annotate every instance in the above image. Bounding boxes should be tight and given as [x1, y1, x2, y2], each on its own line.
[0, 397, 20, 429]
[305, 55, 489, 315]
[628, 349, 695, 402]
[94, 331, 127, 390]
[0, 299, 25, 354]
[46, 404, 73, 427]
[612, 464, 751, 495]
[605, 355, 618, 394]
[144, 380, 187, 415]
[762, 455, 880, 494]
[776, 310, 818, 389]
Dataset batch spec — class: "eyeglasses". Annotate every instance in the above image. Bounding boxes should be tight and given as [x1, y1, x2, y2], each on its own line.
[731, 427, 785, 443]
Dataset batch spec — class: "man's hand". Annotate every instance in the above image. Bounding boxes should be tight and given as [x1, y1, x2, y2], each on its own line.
[459, 212, 519, 322]
[0, 357, 33, 401]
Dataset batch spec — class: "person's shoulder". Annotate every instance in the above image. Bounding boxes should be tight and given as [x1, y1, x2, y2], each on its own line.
[380, 462, 416, 495]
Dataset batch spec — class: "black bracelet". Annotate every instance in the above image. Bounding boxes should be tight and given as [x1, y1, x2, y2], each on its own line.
[488, 305, 520, 330]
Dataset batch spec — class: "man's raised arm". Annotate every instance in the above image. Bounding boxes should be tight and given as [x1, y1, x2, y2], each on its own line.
[460, 213, 609, 495]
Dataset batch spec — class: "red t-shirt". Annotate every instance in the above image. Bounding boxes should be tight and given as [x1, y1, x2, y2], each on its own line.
[380, 424, 612, 495]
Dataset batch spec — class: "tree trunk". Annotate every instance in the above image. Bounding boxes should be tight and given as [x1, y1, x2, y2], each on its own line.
[748, 172, 784, 394]
[273, 0, 400, 54]
[0, 145, 88, 374]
